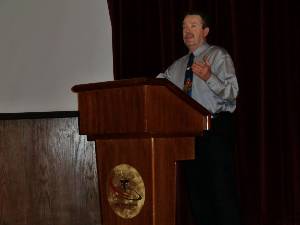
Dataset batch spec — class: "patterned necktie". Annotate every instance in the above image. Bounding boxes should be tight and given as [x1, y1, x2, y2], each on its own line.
[183, 53, 195, 96]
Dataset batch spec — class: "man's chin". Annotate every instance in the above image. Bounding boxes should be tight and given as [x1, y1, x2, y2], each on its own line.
[184, 41, 195, 48]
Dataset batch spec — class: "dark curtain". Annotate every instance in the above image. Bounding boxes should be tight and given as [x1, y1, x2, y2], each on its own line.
[107, 0, 300, 225]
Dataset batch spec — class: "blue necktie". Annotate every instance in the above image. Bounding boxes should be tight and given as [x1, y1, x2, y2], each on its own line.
[183, 53, 195, 96]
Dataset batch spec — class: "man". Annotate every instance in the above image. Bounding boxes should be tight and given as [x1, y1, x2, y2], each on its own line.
[157, 11, 241, 225]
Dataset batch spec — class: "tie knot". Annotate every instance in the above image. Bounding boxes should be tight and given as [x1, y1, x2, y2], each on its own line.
[188, 53, 194, 66]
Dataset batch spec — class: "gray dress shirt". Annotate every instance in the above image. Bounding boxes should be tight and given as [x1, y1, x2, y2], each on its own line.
[157, 42, 239, 114]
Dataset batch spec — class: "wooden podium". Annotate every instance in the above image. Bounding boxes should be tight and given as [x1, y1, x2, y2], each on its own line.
[72, 78, 210, 225]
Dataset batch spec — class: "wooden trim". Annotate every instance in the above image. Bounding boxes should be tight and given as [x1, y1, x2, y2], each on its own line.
[0, 111, 79, 120]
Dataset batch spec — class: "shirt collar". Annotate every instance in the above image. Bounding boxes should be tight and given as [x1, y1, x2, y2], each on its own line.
[192, 42, 210, 57]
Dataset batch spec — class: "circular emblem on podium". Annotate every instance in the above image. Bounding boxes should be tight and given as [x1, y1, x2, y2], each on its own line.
[107, 164, 145, 219]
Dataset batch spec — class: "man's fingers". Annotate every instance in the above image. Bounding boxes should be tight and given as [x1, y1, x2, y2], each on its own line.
[205, 58, 210, 66]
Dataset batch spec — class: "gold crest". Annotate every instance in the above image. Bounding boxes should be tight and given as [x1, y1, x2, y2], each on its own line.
[107, 164, 145, 219]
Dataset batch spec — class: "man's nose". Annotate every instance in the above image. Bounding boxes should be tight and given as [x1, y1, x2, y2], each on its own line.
[184, 27, 191, 33]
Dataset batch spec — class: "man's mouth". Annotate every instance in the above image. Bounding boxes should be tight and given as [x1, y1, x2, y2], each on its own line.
[184, 33, 194, 39]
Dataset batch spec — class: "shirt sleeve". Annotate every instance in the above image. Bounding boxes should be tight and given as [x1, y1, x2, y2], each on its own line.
[206, 52, 239, 102]
[156, 72, 167, 78]
[156, 60, 179, 80]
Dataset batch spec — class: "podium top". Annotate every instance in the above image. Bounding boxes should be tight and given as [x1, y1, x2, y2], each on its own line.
[72, 78, 211, 139]
[72, 78, 209, 114]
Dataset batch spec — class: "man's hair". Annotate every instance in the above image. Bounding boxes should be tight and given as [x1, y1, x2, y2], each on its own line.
[184, 10, 210, 28]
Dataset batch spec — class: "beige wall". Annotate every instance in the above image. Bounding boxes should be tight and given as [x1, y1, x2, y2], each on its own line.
[0, 0, 113, 113]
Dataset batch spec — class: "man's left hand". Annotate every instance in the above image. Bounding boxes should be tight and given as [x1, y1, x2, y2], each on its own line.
[191, 58, 211, 81]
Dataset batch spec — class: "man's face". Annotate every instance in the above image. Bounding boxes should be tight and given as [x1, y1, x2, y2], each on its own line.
[182, 15, 209, 52]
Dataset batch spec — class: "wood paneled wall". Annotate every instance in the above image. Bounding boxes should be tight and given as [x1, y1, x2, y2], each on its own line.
[0, 117, 101, 225]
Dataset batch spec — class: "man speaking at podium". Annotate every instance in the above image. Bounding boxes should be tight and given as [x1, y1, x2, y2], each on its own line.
[157, 11, 241, 225]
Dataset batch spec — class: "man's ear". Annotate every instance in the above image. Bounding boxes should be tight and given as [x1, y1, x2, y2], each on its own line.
[204, 27, 209, 37]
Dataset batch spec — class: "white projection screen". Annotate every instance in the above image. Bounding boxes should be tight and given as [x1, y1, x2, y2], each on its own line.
[0, 0, 114, 113]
